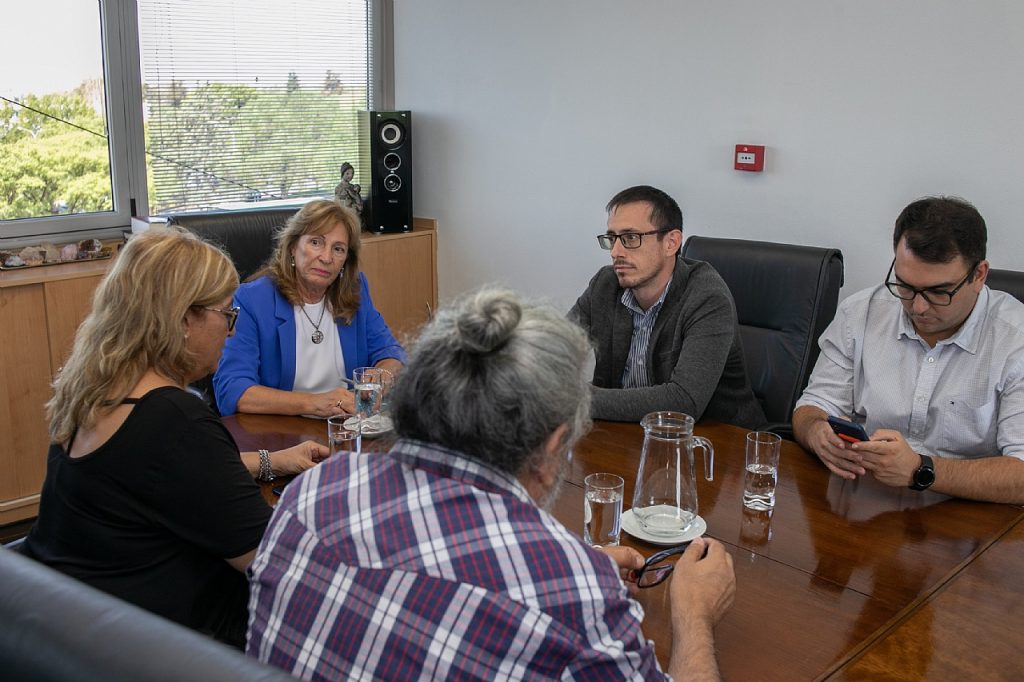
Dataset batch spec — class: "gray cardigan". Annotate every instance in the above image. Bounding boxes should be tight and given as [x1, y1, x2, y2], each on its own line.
[570, 257, 766, 429]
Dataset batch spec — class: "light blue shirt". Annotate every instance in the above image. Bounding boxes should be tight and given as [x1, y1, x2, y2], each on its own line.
[797, 285, 1024, 461]
[620, 281, 671, 389]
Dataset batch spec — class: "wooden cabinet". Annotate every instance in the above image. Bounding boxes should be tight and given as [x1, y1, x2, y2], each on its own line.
[360, 219, 438, 341]
[0, 261, 107, 525]
[0, 222, 437, 525]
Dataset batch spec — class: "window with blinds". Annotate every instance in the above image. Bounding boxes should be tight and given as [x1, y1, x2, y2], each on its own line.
[137, 0, 371, 215]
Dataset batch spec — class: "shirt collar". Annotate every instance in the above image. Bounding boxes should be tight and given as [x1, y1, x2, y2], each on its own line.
[896, 286, 989, 353]
[620, 278, 672, 316]
[387, 438, 535, 505]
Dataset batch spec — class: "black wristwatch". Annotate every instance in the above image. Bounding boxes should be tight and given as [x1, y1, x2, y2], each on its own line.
[909, 454, 935, 491]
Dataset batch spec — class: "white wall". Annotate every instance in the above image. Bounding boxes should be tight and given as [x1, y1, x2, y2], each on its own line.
[394, 1, 1024, 311]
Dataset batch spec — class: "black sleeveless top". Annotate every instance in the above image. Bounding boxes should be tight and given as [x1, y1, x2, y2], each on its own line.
[23, 387, 271, 647]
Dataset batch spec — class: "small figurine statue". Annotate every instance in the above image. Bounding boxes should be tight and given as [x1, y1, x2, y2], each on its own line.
[334, 162, 363, 214]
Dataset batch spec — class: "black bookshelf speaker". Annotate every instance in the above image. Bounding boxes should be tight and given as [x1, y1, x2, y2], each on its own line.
[359, 110, 413, 233]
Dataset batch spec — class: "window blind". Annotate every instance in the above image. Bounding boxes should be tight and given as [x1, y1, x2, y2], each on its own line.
[137, 0, 370, 214]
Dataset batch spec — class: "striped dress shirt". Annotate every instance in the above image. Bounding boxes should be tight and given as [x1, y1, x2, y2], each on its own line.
[247, 439, 667, 681]
[620, 282, 671, 389]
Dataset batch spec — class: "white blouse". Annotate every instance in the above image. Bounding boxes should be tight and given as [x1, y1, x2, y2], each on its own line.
[292, 300, 346, 393]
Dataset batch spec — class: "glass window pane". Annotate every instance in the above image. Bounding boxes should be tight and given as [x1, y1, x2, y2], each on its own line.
[1, 1, 115, 223]
[137, 0, 370, 215]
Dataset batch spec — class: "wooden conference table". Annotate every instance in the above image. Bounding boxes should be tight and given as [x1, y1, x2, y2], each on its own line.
[224, 414, 1024, 681]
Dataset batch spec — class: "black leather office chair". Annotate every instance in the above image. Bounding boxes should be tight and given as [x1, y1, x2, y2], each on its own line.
[166, 207, 297, 281]
[166, 207, 299, 413]
[986, 267, 1024, 303]
[0, 547, 294, 681]
[680, 236, 844, 435]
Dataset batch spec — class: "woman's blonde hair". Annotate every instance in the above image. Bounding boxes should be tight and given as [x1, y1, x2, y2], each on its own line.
[254, 199, 362, 322]
[47, 227, 238, 444]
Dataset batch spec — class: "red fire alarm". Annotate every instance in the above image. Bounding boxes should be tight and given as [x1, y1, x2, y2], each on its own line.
[734, 144, 765, 172]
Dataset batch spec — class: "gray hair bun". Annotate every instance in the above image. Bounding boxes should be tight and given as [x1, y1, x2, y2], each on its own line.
[456, 289, 523, 354]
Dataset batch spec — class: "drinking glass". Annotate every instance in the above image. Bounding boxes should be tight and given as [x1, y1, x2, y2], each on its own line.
[583, 473, 624, 546]
[743, 431, 782, 510]
[327, 416, 361, 457]
[352, 367, 389, 432]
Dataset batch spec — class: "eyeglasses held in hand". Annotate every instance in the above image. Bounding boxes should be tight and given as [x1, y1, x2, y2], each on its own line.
[630, 542, 692, 588]
[884, 258, 978, 307]
[202, 305, 240, 332]
[596, 229, 671, 250]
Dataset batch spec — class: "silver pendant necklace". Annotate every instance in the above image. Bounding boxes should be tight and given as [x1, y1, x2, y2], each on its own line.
[299, 299, 327, 344]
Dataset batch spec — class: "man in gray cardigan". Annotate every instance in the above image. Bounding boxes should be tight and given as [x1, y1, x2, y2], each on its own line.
[570, 185, 765, 428]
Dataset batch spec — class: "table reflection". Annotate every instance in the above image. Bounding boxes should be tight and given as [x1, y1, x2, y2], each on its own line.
[226, 414, 1024, 680]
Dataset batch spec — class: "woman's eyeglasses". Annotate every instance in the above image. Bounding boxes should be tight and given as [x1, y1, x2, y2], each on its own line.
[630, 542, 692, 588]
[202, 306, 240, 332]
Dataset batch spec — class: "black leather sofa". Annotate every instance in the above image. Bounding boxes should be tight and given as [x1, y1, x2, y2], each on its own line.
[0, 547, 294, 681]
[165, 207, 299, 281]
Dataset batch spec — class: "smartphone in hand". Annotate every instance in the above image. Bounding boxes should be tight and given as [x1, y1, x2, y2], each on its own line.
[827, 416, 869, 443]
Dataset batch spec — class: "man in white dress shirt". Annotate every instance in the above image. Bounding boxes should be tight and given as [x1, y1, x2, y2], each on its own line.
[794, 196, 1024, 504]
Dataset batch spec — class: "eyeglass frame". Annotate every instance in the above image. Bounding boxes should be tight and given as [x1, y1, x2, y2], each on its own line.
[596, 229, 674, 250]
[630, 541, 692, 588]
[200, 305, 240, 332]
[884, 258, 980, 307]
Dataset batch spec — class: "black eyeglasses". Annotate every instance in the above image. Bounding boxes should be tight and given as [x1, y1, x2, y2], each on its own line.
[884, 259, 979, 307]
[630, 542, 692, 588]
[202, 306, 240, 332]
[596, 229, 671, 250]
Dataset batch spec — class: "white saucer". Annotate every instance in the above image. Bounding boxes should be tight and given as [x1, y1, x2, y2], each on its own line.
[343, 415, 393, 437]
[621, 508, 706, 546]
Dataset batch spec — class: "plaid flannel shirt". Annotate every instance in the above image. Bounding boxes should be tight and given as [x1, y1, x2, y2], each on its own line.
[247, 439, 667, 680]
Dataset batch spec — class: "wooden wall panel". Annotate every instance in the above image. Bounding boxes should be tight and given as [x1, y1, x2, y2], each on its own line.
[44, 275, 104, 374]
[0, 285, 52, 523]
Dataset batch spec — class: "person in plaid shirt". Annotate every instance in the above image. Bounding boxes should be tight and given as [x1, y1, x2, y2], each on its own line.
[247, 288, 735, 680]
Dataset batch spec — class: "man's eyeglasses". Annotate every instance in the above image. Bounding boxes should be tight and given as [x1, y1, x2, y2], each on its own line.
[630, 542, 691, 588]
[884, 258, 979, 307]
[202, 305, 240, 332]
[596, 229, 671, 250]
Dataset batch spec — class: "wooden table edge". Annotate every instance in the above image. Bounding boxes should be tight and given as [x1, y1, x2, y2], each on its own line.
[817, 510, 1024, 680]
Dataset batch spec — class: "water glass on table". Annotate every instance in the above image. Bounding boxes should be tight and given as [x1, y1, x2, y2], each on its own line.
[327, 416, 361, 457]
[584, 473, 624, 546]
[356, 364, 395, 421]
[352, 367, 388, 431]
[743, 431, 782, 510]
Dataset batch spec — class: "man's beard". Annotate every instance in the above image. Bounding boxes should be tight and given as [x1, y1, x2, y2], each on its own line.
[614, 261, 662, 293]
[537, 449, 572, 512]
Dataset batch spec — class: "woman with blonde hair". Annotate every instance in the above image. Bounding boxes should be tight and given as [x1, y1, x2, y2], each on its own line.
[23, 227, 327, 648]
[214, 199, 404, 416]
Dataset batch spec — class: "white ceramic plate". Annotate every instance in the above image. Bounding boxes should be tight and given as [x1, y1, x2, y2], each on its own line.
[343, 415, 393, 437]
[621, 508, 707, 546]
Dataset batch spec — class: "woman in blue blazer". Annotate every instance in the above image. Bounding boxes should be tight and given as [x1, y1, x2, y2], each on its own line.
[214, 200, 405, 416]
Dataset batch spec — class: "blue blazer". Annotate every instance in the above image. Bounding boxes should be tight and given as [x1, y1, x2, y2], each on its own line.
[213, 274, 405, 415]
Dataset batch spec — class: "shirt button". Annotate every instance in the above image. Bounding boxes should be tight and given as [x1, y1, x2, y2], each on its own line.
[927, 357, 935, 363]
